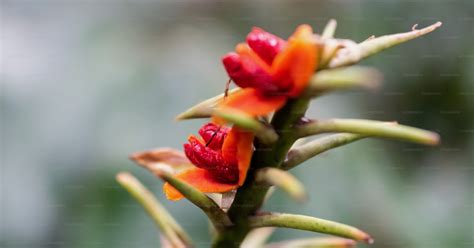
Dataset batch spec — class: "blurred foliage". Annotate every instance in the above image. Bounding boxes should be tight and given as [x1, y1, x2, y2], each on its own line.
[2, 0, 473, 248]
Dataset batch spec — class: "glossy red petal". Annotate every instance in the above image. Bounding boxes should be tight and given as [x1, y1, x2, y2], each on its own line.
[222, 52, 258, 89]
[234, 44, 280, 92]
[184, 133, 239, 184]
[198, 123, 229, 150]
[246, 27, 286, 65]
[184, 136, 222, 169]
[163, 168, 238, 201]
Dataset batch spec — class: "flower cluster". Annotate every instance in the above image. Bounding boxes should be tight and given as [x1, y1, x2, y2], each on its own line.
[162, 25, 321, 200]
[219, 25, 319, 117]
[163, 123, 253, 200]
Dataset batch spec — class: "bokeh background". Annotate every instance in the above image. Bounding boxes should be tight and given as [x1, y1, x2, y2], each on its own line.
[2, 0, 473, 247]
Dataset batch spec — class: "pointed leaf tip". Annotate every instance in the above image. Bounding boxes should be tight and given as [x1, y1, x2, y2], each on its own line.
[175, 88, 240, 120]
[365, 236, 375, 245]
[327, 21, 443, 68]
[321, 19, 338, 40]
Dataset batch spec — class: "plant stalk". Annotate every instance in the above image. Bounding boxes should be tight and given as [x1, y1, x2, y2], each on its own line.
[211, 98, 310, 247]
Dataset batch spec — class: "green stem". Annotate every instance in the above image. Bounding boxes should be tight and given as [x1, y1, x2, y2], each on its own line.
[211, 98, 310, 247]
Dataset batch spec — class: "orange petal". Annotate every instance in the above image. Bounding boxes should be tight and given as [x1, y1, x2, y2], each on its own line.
[219, 88, 287, 117]
[271, 24, 318, 97]
[221, 127, 238, 163]
[236, 129, 254, 185]
[163, 168, 238, 201]
[221, 127, 254, 185]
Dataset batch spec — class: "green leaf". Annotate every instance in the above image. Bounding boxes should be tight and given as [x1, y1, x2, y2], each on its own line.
[151, 169, 232, 231]
[296, 119, 440, 145]
[265, 237, 356, 248]
[283, 133, 365, 170]
[176, 88, 240, 120]
[327, 22, 442, 68]
[116, 172, 192, 247]
[321, 19, 337, 40]
[213, 107, 278, 144]
[249, 212, 373, 243]
[306, 66, 382, 96]
[255, 168, 307, 202]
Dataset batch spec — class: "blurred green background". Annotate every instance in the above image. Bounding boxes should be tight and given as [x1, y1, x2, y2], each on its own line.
[2, 0, 473, 247]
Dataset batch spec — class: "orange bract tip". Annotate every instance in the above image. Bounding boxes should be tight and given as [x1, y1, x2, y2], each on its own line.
[219, 88, 287, 117]
[236, 43, 249, 53]
[271, 25, 318, 97]
[163, 168, 238, 201]
[293, 24, 313, 38]
[187, 135, 204, 144]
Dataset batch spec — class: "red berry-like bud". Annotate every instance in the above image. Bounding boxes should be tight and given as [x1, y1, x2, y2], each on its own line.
[183, 125, 239, 184]
[222, 52, 279, 93]
[247, 27, 286, 65]
[222, 52, 253, 89]
[184, 138, 222, 170]
[198, 123, 229, 150]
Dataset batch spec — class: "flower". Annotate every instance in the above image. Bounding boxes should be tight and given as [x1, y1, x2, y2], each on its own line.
[163, 123, 254, 200]
[219, 24, 319, 117]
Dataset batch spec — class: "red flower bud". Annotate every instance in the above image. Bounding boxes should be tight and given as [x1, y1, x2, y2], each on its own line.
[246, 27, 286, 65]
[219, 25, 318, 117]
[198, 123, 229, 150]
[222, 52, 279, 93]
[163, 125, 254, 200]
[183, 125, 239, 183]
